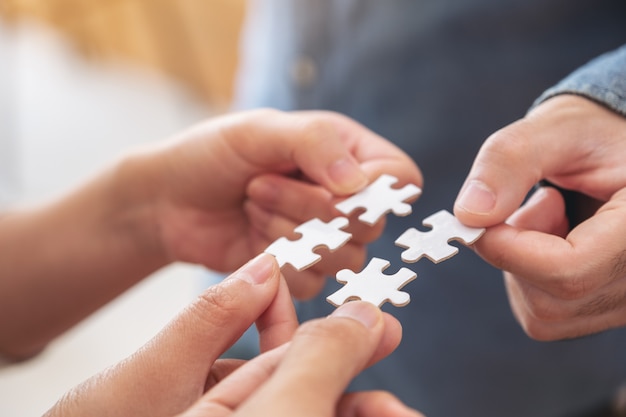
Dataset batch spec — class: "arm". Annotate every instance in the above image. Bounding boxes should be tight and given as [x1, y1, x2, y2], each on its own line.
[454, 45, 626, 340]
[0, 109, 421, 359]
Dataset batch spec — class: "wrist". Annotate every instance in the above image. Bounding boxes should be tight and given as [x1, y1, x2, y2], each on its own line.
[107, 149, 169, 270]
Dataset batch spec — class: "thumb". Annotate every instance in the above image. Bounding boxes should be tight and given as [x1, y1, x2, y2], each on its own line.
[454, 118, 544, 227]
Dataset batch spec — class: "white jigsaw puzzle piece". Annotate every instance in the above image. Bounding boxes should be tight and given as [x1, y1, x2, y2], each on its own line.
[264, 217, 352, 271]
[327, 257, 417, 308]
[395, 209, 485, 263]
[335, 174, 422, 225]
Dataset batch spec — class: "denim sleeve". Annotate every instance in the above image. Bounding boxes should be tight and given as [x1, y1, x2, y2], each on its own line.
[532, 44, 626, 116]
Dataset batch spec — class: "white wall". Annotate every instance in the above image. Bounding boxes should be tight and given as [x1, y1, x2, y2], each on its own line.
[0, 23, 19, 205]
[0, 21, 216, 416]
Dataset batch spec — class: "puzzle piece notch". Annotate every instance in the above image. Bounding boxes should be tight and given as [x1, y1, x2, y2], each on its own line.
[335, 174, 422, 226]
[327, 257, 417, 308]
[264, 217, 352, 271]
[395, 209, 485, 264]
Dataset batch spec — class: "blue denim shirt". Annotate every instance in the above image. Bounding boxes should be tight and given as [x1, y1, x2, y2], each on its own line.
[534, 44, 626, 115]
[236, 1, 626, 416]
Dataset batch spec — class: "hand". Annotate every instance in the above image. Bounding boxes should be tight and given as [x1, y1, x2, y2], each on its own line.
[44, 254, 421, 417]
[454, 95, 626, 340]
[136, 109, 421, 299]
[0, 109, 420, 359]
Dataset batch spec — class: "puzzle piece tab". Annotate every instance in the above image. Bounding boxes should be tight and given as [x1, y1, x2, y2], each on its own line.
[335, 174, 421, 225]
[264, 217, 352, 271]
[327, 257, 417, 307]
[395, 209, 485, 264]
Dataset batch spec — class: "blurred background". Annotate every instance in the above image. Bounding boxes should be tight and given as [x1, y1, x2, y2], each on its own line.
[0, 0, 246, 414]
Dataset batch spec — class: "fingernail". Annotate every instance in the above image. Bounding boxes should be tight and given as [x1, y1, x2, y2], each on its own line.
[456, 180, 496, 215]
[328, 157, 368, 193]
[232, 253, 277, 285]
[330, 301, 380, 329]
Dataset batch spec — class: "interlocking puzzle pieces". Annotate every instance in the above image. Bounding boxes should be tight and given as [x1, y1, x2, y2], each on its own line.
[335, 174, 422, 225]
[264, 217, 352, 271]
[395, 209, 485, 264]
[327, 257, 417, 308]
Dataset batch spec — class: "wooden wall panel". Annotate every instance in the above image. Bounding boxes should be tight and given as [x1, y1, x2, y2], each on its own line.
[0, 0, 246, 108]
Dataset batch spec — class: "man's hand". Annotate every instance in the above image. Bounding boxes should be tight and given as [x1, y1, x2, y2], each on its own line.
[454, 95, 626, 340]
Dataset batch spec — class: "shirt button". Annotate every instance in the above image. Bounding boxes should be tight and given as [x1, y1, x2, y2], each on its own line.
[290, 55, 318, 88]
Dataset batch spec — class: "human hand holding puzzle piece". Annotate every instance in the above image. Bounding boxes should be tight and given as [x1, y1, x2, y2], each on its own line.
[263, 174, 485, 308]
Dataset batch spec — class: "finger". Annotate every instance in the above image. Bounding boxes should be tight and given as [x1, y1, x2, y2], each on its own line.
[247, 175, 384, 243]
[245, 200, 368, 266]
[476, 193, 626, 299]
[256, 276, 298, 353]
[245, 199, 374, 267]
[161, 254, 283, 368]
[53, 254, 283, 417]
[183, 302, 401, 417]
[506, 186, 569, 237]
[337, 391, 425, 417]
[247, 174, 337, 223]
[178, 344, 289, 417]
[224, 110, 369, 195]
[204, 359, 246, 391]
[227, 109, 422, 196]
[455, 95, 626, 228]
[246, 201, 369, 300]
[236, 301, 401, 416]
[454, 118, 550, 226]
[454, 99, 592, 227]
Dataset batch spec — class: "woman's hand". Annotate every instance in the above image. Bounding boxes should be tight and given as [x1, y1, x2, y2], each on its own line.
[45, 254, 421, 417]
[140, 109, 421, 298]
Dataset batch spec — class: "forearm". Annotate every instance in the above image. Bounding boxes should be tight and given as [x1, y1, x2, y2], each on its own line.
[0, 154, 166, 359]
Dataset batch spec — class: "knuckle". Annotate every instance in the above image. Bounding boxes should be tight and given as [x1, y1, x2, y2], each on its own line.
[483, 127, 530, 159]
[480, 122, 541, 176]
[548, 268, 592, 301]
[299, 117, 336, 148]
[192, 283, 242, 325]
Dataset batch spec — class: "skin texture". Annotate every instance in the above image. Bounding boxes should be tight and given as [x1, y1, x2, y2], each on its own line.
[454, 95, 626, 340]
[43, 254, 422, 417]
[0, 109, 421, 359]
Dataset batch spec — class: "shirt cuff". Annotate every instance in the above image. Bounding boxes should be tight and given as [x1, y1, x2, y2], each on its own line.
[531, 44, 626, 116]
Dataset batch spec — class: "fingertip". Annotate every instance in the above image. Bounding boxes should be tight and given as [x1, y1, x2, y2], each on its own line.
[381, 313, 402, 350]
[329, 301, 383, 330]
[327, 156, 369, 195]
[455, 179, 497, 216]
[454, 178, 528, 228]
[230, 252, 280, 285]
